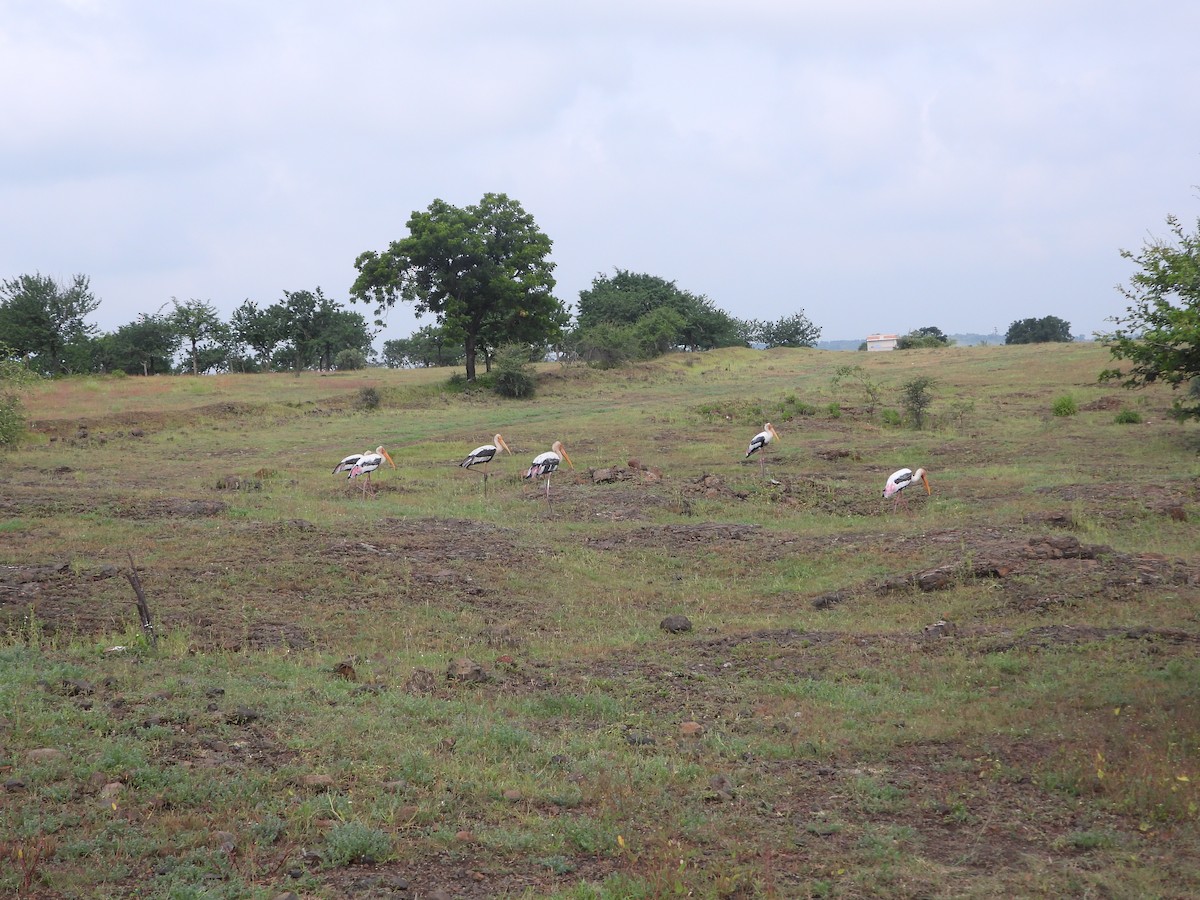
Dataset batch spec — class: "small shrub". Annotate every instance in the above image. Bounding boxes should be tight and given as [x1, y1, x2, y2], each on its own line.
[492, 344, 536, 399]
[1114, 408, 1142, 424]
[825, 402, 842, 418]
[0, 392, 26, 448]
[900, 376, 937, 429]
[1052, 395, 1078, 417]
[880, 408, 902, 427]
[323, 822, 392, 868]
[334, 348, 367, 371]
[356, 386, 380, 411]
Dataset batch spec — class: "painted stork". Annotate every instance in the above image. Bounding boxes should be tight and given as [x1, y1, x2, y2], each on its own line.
[334, 446, 395, 498]
[460, 434, 512, 493]
[883, 466, 930, 510]
[523, 440, 573, 507]
[745, 422, 780, 476]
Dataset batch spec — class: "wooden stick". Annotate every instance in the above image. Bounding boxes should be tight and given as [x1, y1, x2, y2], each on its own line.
[125, 552, 157, 647]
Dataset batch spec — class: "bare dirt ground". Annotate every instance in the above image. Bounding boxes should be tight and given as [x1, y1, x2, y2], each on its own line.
[3, 461, 1200, 897]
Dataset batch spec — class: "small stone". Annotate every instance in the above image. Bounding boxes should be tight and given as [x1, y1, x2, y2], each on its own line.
[62, 678, 94, 696]
[100, 782, 124, 800]
[502, 789, 522, 802]
[27, 748, 65, 763]
[403, 668, 437, 695]
[395, 804, 419, 822]
[227, 707, 260, 725]
[213, 830, 237, 853]
[300, 774, 335, 789]
[660, 615, 693, 634]
[4, 779, 27, 792]
[446, 657, 488, 683]
[679, 721, 704, 737]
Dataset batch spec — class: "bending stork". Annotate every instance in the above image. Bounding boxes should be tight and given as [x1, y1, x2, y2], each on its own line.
[883, 466, 930, 511]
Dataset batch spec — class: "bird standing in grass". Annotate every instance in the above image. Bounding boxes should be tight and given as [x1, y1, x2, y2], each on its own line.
[883, 466, 930, 510]
[745, 422, 780, 476]
[523, 440, 572, 507]
[334, 446, 395, 498]
[460, 434, 512, 493]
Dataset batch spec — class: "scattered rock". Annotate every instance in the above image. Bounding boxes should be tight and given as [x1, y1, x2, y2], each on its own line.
[61, 678, 94, 696]
[403, 668, 438, 695]
[26, 748, 65, 763]
[227, 707, 261, 725]
[213, 830, 237, 854]
[922, 620, 957, 638]
[708, 773, 735, 801]
[660, 615, 693, 634]
[446, 657, 488, 683]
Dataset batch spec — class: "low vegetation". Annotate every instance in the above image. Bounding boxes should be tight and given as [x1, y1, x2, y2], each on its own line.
[1, 342, 1197, 898]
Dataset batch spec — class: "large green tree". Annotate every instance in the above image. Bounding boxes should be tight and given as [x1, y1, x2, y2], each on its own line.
[0, 273, 100, 374]
[574, 269, 743, 351]
[351, 193, 564, 381]
[1102, 213, 1200, 418]
[98, 313, 179, 375]
[169, 298, 226, 375]
[1006, 316, 1073, 344]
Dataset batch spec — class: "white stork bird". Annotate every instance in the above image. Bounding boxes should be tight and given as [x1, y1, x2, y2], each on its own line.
[883, 466, 930, 511]
[333, 446, 395, 498]
[460, 434, 512, 492]
[745, 422, 780, 476]
[522, 440, 573, 506]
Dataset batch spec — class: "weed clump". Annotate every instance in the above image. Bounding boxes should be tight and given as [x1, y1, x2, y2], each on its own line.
[900, 376, 936, 429]
[323, 822, 392, 867]
[1053, 395, 1078, 417]
[1114, 408, 1142, 424]
[356, 386, 381, 411]
[492, 344, 537, 399]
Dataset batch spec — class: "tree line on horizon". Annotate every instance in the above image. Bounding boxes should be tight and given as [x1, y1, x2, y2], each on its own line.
[2, 189, 1196, 421]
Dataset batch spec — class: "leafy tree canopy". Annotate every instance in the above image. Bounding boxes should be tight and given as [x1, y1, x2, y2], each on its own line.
[0, 273, 100, 374]
[1005, 316, 1073, 344]
[351, 193, 565, 380]
[169, 298, 226, 375]
[1101, 213, 1200, 418]
[575, 269, 742, 351]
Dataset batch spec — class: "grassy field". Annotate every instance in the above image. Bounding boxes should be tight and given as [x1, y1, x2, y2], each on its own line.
[2, 343, 1198, 899]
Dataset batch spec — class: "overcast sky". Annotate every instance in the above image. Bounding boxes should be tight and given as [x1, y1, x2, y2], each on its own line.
[3, 1, 1198, 346]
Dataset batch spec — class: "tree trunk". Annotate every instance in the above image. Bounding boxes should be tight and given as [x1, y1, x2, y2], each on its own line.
[464, 331, 477, 381]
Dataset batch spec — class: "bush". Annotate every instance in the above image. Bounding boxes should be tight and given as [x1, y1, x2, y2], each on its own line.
[323, 822, 392, 867]
[334, 348, 368, 371]
[825, 402, 842, 419]
[1052, 395, 1078, 417]
[0, 392, 26, 448]
[880, 408, 902, 427]
[1114, 408, 1142, 424]
[900, 376, 937, 429]
[491, 344, 536, 399]
[356, 386, 380, 411]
